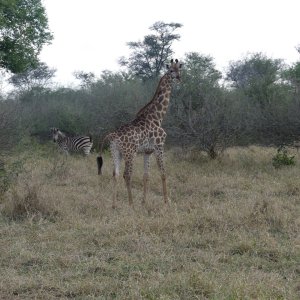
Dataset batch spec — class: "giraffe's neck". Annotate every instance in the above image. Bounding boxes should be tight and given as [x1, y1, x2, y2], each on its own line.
[136, 73, 172, 125]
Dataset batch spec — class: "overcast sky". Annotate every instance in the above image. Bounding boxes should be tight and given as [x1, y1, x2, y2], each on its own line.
[40, 0, 300, 86]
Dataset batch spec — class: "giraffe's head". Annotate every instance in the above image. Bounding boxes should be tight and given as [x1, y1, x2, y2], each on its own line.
[166, 59, 182, 81]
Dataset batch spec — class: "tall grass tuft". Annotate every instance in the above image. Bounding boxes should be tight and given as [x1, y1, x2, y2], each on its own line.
[1, 184, 58, 221]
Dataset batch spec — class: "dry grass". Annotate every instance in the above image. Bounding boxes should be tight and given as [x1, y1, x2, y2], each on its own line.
[0, 145, 299, 299]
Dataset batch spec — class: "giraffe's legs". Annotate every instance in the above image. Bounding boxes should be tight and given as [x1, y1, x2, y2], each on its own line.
[142, 153, 151, 205]
[112, 170, 119, 209]
[111, 144, 121, 209]
[154, 146, 169, 204]
[123, 157, 134, 206]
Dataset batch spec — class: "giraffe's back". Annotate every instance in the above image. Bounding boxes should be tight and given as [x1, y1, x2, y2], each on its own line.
[112, 121, 166, 155]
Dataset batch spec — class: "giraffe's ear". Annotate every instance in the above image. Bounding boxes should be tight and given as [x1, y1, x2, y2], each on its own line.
[166, 64, 170, 69]
[179, 63, 183, 69]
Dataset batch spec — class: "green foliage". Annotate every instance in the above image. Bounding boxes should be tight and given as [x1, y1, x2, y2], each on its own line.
[119, 21, 182, 79]
[226, 53, 284, 106]
[73, 71, 96, 89]
[283, 61, 300, 94]
[16, 72, 148, 142]
[175, 52, 222, 108]
[0, 100, 23, 153]
[2, 46, 300, 153]
[272, 146, 295, 169]
[0, 0, 53, 73]
[167, 52, 233, 158]
[9, 62, 56, 91]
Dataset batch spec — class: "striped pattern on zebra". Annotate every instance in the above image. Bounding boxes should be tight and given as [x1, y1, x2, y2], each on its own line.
[50, 128, 93, 155]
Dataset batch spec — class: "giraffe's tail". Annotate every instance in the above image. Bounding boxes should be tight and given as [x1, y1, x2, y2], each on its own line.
[96, 134, 110, 175]
[97, 156, 103, 175]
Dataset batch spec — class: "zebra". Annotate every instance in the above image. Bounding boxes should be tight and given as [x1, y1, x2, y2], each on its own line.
[50, 127, 93, 155]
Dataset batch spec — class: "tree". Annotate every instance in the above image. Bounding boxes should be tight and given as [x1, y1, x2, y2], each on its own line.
[9, 62, 56, 90]
[226, 53, 284, 107]
[0, 0, 53, 73]
[283, 46, 300, 95]
[73, 71, 96, 89]
[119, 21, 182, 79]
[0, 100, 22, 188]
[177, 52, 222, 109]
[284, 63, 300, 95]
[0, 101, 21, 195]
[168, 53, 236, 158]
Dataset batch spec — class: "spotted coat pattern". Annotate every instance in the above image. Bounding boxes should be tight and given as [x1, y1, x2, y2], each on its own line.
[97, 59, 182, 207]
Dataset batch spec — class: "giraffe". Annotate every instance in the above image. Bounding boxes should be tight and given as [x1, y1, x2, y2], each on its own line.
[97, 59, 182, 208]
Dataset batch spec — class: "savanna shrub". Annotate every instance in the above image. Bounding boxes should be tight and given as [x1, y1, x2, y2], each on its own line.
[272, 146, 295, 169]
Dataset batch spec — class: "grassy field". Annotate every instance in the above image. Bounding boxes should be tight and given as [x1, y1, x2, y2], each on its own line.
[0, 145, 299, 299]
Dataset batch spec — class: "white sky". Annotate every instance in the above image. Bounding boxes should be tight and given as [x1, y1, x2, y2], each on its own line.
[40, 0, 300, 86]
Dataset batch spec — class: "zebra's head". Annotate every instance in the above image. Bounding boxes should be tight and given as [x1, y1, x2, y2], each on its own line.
[50, 127, 64, 142]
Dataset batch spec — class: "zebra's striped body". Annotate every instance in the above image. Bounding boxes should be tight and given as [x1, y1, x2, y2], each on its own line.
[51, 128, 93, 155]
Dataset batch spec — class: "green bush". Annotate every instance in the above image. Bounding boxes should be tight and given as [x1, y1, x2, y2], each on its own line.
[272, 146, 295, 169]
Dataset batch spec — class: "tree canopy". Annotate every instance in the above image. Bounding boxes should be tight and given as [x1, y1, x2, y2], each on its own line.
[119, 21, 182, 80]
[226, 53, 284, 105]
[9, 62, 56, 90]
[0, 0, 53, 73]
[283, 46, 300, 95]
